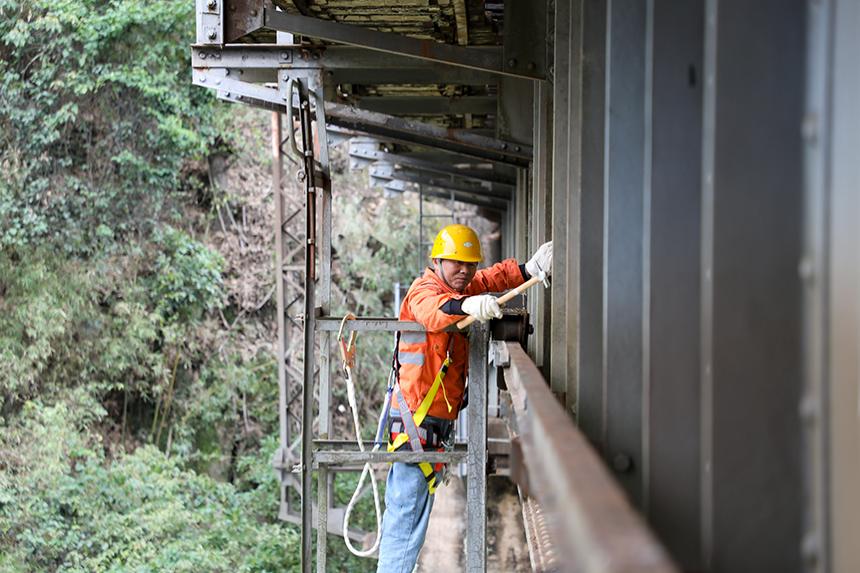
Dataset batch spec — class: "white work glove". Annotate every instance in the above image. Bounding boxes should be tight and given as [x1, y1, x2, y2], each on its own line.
[461, 295, 503, 322]
[526, 241, 553, 278]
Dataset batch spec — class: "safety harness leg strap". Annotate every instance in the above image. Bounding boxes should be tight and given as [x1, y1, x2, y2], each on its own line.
[394, 385, 424, 453]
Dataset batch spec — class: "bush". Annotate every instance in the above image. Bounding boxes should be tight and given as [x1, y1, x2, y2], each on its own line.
[0, 400, 300, 573]
[148, 227, 225, 322]
[0, 0, 223, 254]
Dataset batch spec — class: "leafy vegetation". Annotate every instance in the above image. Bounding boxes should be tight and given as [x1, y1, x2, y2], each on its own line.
[0, 0, 222, 254]
[0, 2, 434, 571]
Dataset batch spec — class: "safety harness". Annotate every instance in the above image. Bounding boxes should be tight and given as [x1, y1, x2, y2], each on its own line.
[336, 316, 458, 558]
[387, 332, 457, 494]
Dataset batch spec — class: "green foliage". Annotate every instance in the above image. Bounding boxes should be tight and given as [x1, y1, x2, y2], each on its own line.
[0, 250, 164, 407]
[0, 400, 299, 573]
[333, 192, 418, 318]
[0, 0, 223, 253]
[148, 227, 225, 322]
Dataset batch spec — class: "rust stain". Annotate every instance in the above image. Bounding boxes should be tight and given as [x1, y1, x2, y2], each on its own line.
[419, 39, 434, 58]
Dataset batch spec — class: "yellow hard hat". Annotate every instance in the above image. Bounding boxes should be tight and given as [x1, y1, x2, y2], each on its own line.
[429, 224, 483, 263]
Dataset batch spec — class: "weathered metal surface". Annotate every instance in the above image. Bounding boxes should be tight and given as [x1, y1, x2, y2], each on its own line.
[466, 323, 489, 571]
[325, 102, 532, 166]
[701, 1, 805, 570]
[603, 0, 647, 506]
[548, 0, 571, 401]
[196, 0, 224, 45]
[295, 77, 316, 573]
[311, 70, 334, 573]
[503, 342, 677, 573]
[643, 0, 704, 568]
[191, 44, 501, 85]
[348, 95, 497, 116]
[573, 0, 608, 447]
[370, 163, 511, 198]
[263, 8, 544, 80]
[503, 0, 547, 82]
[224, 0, 264, 42]
[520, 495, 559, 572]
[315, 317, 424, 332]
[313, 450, 467, 466]
[369, 165, 510, 209]
[529, 79, 551, 372]
[349, 145, 517, 187]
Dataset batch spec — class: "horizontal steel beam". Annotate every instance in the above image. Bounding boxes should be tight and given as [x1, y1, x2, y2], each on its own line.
[313, 450, 466, 466]
[314, 317, 423, 332]
[371, 164, 511, 198]
[349, 95, 497, 116]
[191, 44, 500, 84]
[370, 166, 509, 208]
[502, 343, 678, 573]
[262, 8, 543, 80]
[349, 146, 516, 187]
[325, 102, 532, 166]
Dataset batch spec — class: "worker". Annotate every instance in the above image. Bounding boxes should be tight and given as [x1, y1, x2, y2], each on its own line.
[377, 224, 552, 572]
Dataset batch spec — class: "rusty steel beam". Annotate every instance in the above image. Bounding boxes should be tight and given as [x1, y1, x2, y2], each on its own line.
[325, 102, 532, 166]
[348, 95, 498, 116]
[262, 7, 544, 80]
[348, 146, 517, 187]
[502, 343, 678, 573]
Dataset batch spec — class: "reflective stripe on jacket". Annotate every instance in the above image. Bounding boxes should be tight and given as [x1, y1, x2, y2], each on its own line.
[396, 259, 526, 420]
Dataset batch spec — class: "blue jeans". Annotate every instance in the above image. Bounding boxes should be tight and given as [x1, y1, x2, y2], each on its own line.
[376, 462, 435, 573]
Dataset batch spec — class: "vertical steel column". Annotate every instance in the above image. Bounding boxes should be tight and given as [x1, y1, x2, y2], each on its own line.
[530, 79, 552, 369]
[700, 1, 805, 570]
[272, 110, 292, 519]
[515, 169, 529, 260]
[549, 0, 572, 399]
[296, 76, 317, 573]
[602, 0, 647, 505]
[418, 184, 424, 274]
[310, 71, 334, 573]
[801, 0, 834, 570]
[699, 1, 717, 566]
[549, 0, 607, 420]
[642, 0, 704, 568]
[826, 2, 860, 569]
[573, 0, 608, 443]
[466, 323, 489, 572]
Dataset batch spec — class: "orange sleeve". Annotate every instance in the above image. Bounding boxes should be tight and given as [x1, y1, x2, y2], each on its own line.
[408, 286, 467, 333]
[464, 258, 526, 295]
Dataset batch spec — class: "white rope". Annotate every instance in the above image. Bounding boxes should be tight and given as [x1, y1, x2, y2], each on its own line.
[341, 362, 384, 557]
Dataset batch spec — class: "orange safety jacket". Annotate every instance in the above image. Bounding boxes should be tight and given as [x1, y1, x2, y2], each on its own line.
[394, 259, 527, 420]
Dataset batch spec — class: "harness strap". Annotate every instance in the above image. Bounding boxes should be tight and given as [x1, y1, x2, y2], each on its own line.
[388, 354, 451, 452]
[393, 384, 424, 453]
[388, 334, 456, 494]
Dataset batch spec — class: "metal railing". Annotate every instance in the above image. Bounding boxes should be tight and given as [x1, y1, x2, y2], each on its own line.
[495, 342, 678, 573]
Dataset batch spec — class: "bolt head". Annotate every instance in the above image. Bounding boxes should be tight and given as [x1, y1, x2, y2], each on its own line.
[207, 29, 217, 40]
[207, 0, 217, 9]
[507, 58, 517, 68]
[612, 453, 633, 473]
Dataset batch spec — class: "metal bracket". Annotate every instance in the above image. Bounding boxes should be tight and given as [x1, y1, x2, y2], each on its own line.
[195, 0, 224, 45]
[489, 340, 511, 368]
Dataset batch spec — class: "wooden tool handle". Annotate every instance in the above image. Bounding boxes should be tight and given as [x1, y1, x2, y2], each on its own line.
[456, 274, 544, 330]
